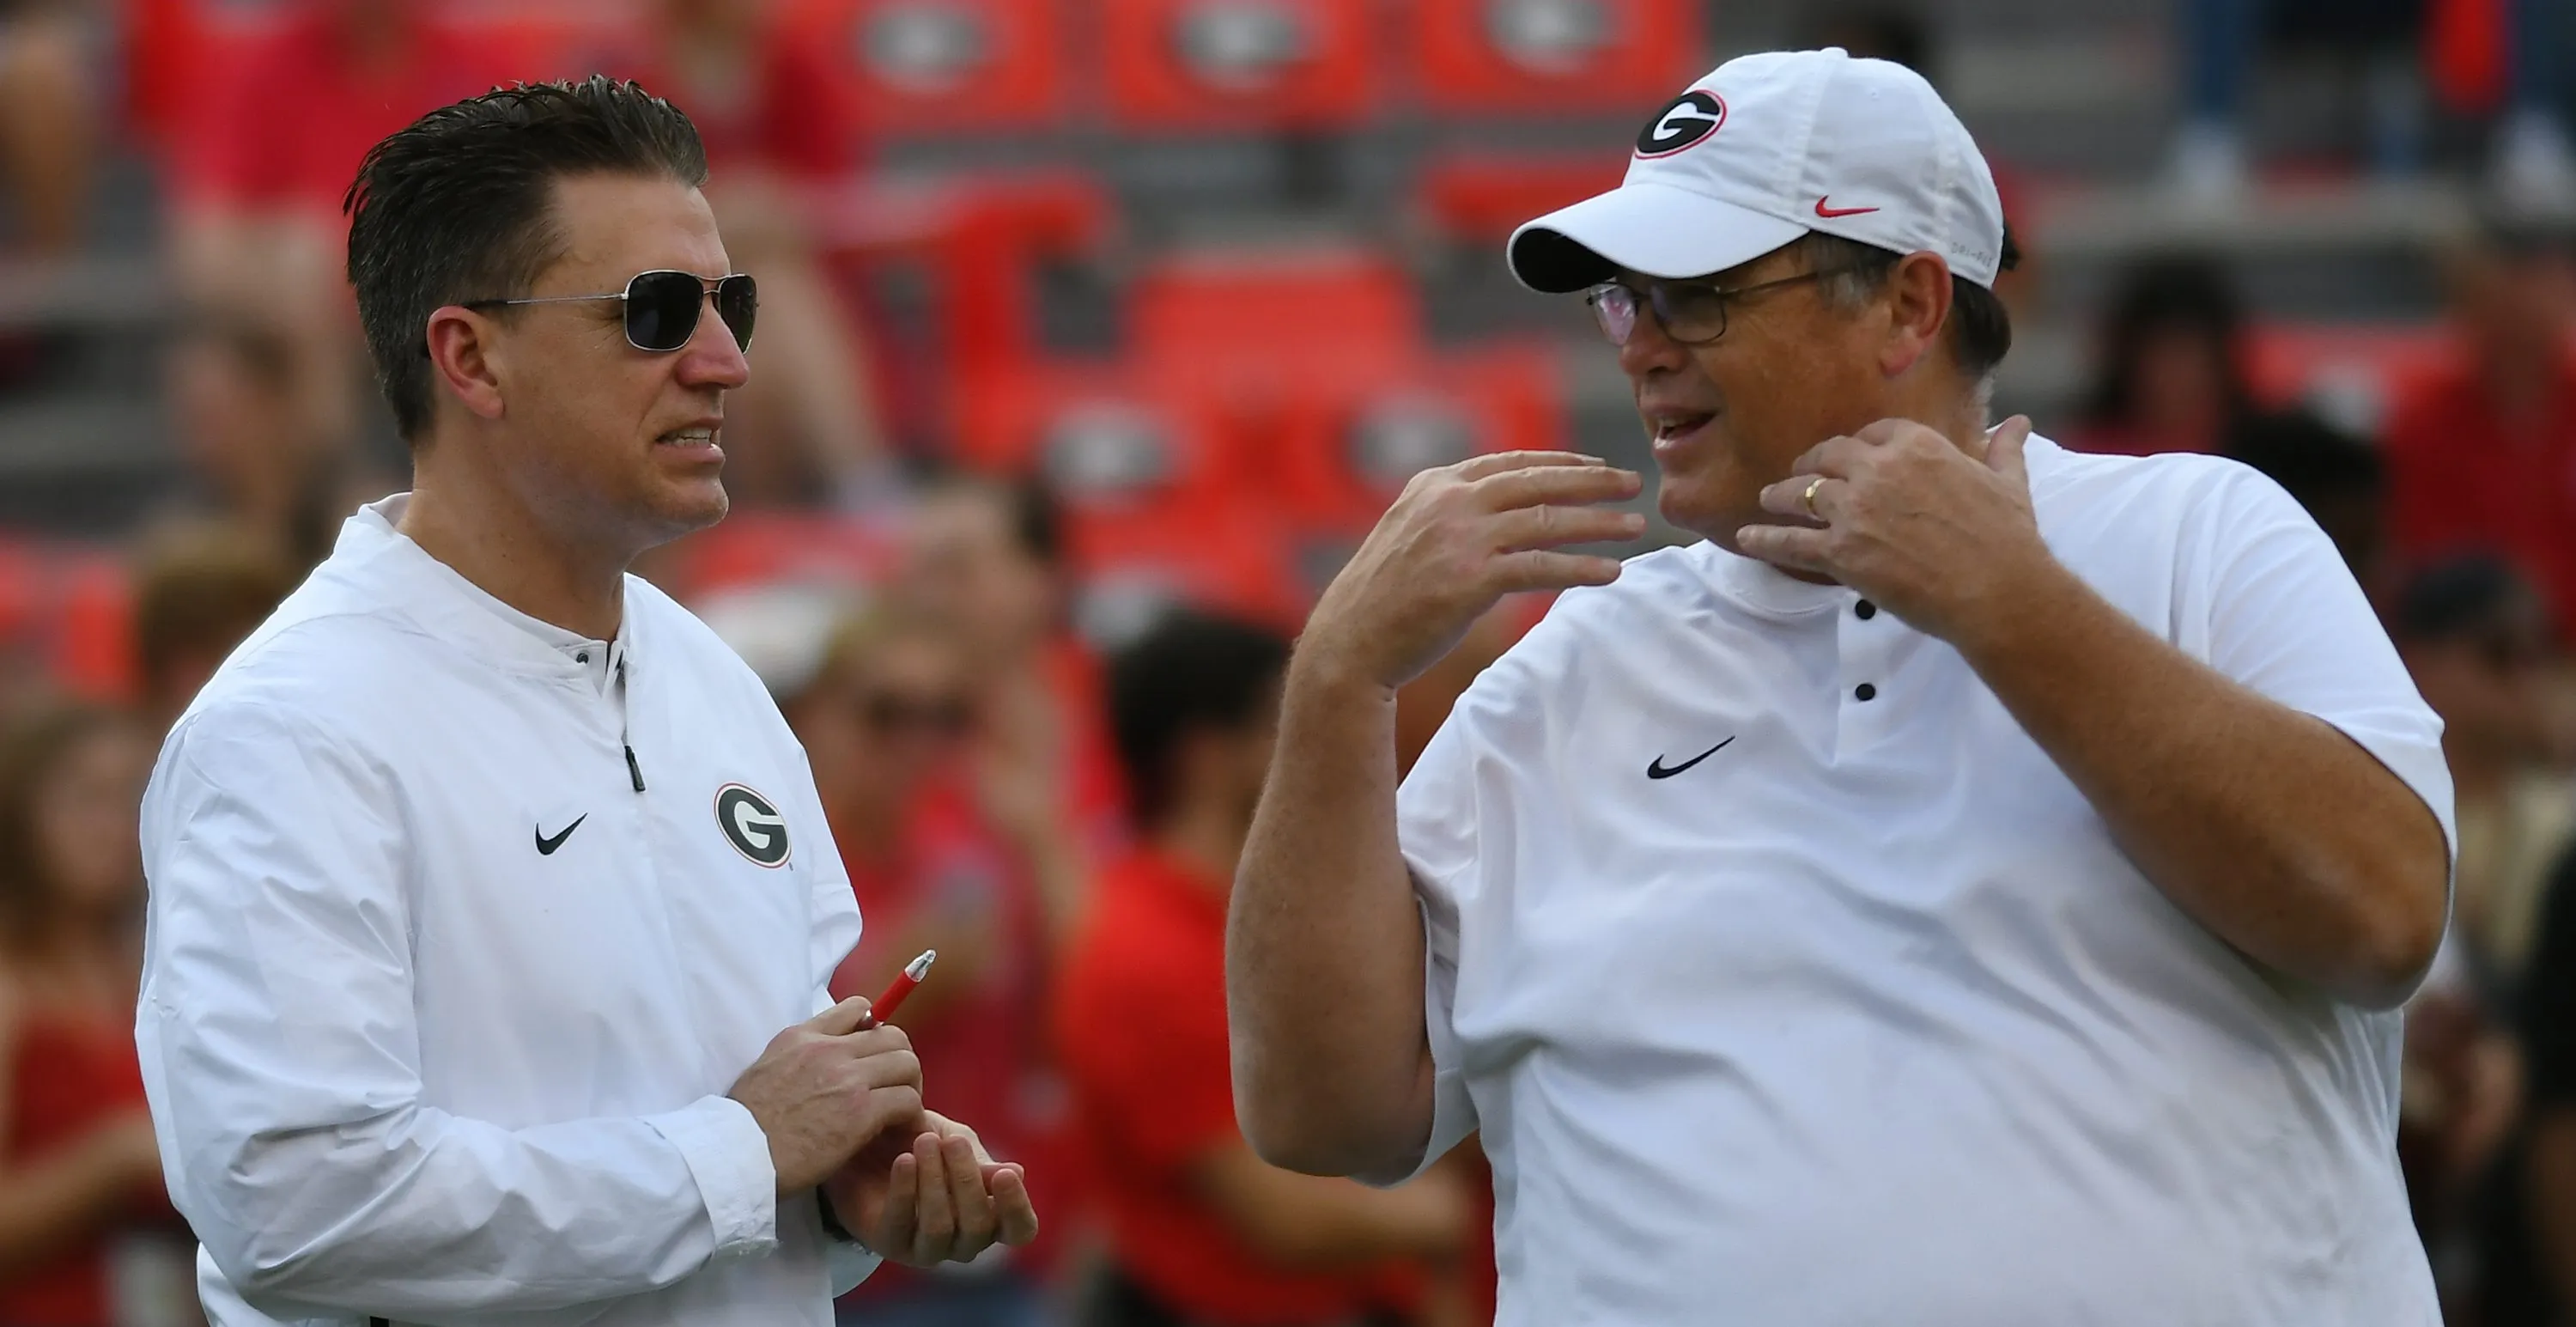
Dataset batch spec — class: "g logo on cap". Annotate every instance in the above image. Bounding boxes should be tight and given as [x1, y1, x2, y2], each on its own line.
[1636, 89, 1725, 158]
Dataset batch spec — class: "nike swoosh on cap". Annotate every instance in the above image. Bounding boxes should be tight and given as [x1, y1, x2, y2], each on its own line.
[1814, 198, 1880, 218]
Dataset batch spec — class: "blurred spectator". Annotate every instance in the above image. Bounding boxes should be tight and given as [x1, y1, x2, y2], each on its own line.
[2397, 555, 2568, 993]
[163, 313, 369, 572]
[610, 0, 894, 509]
[2069, 255, 2256, 457]
[2492, 0, 2576, 210]
[0, 0, 96, 256]
[2384, 218, 2576, 628]
[703, 583, 1063, 1327]
[0, 702, 185, 1326]
[2170, 0, 2433, 198]
[167, 0, 541, 459]
[2516, 825, 2576, 1323]
[2389, 557, 2563, 1310]
[2167, 0, 2575, 198]
[1059, 609, 1467, 1327]
[897, 475, 1125, 919]
[2225, 407, 2391, 587]
[130, 523, 298, 736]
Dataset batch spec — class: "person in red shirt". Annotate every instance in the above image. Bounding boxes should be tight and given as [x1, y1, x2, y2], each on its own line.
[167, 0, 556, 484]
[0, 703, 190, 1327]
[1059, 609, 1467, 1327]
[707, 583, 1061, 1327]
[897, 476, 1128, 922]
[2385, 219, 2576, 629]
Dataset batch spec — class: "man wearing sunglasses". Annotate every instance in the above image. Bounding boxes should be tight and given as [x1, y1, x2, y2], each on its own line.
[1232, 47, 2455, 1324]
[136, 78, 1035, 1327]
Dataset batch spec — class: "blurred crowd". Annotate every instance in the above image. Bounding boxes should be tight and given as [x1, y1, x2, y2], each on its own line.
[1, 0, 2575, 1325]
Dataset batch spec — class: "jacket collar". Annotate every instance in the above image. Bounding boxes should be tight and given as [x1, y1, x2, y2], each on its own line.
[328, 494, 632, 682]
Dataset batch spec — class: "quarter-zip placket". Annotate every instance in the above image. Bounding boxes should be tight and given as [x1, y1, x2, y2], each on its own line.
[611, 640, 645, 793]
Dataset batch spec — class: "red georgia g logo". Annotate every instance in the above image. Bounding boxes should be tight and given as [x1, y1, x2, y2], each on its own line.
[1636, 90, 1726, 159]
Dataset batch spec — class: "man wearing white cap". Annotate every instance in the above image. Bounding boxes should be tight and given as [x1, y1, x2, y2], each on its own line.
[1229, 47, 2455, 1323]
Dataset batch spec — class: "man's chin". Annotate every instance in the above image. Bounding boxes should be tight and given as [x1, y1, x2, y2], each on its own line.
[641, 482, 729, 546]
[1654, 480, 1749, 547]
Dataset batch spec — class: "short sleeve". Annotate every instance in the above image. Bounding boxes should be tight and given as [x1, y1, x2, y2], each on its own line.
[2184, 465, 2458, 861]
[1388, 702, 1490, 1184]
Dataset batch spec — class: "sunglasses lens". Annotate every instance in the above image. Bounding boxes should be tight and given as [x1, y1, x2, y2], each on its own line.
[715, 275, 757, 352]
[624, 271, 705, 352]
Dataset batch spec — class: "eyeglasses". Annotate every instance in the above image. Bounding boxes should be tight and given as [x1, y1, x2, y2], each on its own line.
[1584, 265, 1869, 347]
[460, 271, 757, 354]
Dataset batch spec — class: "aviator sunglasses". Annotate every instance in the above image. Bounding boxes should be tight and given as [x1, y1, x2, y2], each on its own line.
[455, 270, 759, 354]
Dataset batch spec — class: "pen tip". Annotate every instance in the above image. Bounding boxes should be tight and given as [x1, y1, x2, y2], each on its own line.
[906, 950, 936, 979]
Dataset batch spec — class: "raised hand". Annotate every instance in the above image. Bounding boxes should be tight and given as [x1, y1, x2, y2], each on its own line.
[1737, 416, 2053, 648]
[1304, 452, 1645, 691]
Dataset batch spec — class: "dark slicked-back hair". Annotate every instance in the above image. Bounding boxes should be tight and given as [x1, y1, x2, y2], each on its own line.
[343, 76, 708, 440]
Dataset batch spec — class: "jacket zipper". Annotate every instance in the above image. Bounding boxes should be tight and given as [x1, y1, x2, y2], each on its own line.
[617, 654, 646, 792]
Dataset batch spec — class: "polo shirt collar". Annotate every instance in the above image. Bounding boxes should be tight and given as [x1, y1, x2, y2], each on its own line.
[1695, 540, 1858, 620]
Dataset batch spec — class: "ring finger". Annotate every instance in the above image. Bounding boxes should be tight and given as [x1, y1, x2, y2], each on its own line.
[1759, 474, 1840, 523]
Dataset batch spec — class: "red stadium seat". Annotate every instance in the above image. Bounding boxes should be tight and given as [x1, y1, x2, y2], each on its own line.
[809, 0, 1066, 136]
[1412, 0, 1700, 116]
[1063, 503, 1309, 645]
[811, 171, 1115, 403]
[2240, 322, 2452, 430]
[1127, 248, 1421, 423]
[50, 554, 133, 703]
[1417, 154, 1625, 245]
[952, 362, 1257, 520]
[1264, 344, 1564, 590]
[1102, 0, 1376, 132]
[662, 512, 897, 602]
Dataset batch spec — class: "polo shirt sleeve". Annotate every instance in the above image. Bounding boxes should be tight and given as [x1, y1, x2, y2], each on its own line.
[1388, 683, 1504, 1185]
[137, 699, 781, 1321]
[2177, 459, 2458, 862]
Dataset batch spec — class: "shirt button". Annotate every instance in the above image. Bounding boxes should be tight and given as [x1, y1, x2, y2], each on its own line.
[1855, 600, 1877, 620]
[1855, 683, 1878, 702]
[576, 652, 590, 663]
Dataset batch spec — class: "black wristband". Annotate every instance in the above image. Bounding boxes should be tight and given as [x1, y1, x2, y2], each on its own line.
[816, 1190, 862, 1246]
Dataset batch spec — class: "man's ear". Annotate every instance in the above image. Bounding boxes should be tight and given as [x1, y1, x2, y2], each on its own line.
[1876, 251, 1955, 380]
[423, 306, 508, 423]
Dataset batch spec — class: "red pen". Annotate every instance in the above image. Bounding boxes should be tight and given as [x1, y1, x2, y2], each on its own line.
[864, 950, 936, 1027]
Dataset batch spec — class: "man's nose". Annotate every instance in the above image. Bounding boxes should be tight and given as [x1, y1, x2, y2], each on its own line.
[1617, 304, 1690, 380]
[676, 295, 750, 389]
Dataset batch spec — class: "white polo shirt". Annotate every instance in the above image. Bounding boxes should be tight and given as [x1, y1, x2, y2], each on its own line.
[1396, 438, 2454, 1325]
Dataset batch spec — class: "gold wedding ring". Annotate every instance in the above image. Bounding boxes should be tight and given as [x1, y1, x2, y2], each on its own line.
[1802, 476, 1826, 518]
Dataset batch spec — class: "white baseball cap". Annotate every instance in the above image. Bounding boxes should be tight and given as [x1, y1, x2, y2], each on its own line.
[1508, 47, 2008, 294]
